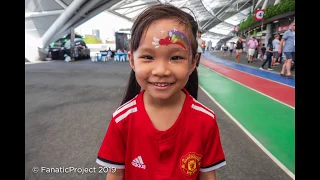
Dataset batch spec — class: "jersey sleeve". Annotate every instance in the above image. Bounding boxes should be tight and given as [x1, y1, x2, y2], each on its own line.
[200, 117, 226, 172]
[96, 117, 125, 169]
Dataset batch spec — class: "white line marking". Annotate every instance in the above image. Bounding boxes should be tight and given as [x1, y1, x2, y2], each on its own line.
[199, 85, 295, 180]
[203, 56, 295, 88]
[200, 65, 295, 110]
[25, 61, 53, 65]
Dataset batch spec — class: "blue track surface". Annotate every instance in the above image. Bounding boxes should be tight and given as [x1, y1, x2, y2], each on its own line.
[203, 54, 295, 87]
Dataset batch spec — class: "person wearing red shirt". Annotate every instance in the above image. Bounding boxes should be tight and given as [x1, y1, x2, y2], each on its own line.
[96, 4, 226, 180]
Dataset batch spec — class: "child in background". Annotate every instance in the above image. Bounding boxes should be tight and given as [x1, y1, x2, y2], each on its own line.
[201, 42, 206, 53]
[96, 4, 226, 180]
[260, 44, 266, 61]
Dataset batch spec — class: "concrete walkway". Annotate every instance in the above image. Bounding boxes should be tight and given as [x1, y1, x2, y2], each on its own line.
[25, 59, 292, 180]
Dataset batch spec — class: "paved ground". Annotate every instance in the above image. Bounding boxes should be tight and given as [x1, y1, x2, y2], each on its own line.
[206, 50, 295, 76]
[25, 59, 292, 180]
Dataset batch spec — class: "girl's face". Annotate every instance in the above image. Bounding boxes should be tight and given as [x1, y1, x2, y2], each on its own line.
[128, 19, 197, 101]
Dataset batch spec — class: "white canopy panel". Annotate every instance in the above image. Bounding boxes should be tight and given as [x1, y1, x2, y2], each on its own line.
[224, 12, 249, 26]
[25, 0, 262, 52]
[202, 0, 231, 12]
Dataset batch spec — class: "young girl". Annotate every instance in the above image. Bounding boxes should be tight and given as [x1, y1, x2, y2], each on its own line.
[96, 4, 226, 180]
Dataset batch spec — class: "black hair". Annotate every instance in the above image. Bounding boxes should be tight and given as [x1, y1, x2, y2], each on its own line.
[120, 4, 199, 105]
[268, 37, 273, 45]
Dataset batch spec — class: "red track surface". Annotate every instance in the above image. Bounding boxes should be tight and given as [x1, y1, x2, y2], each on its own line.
[201, 58, 295, 107]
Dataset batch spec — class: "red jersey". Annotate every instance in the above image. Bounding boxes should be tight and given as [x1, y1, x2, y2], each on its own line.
[96, 89, 226, 179]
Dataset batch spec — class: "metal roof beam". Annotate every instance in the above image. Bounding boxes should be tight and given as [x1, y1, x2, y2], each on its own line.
[55, 0, 68, 9]
[48, 0, 122, 45]
[114, 1, 158, 10]
[201, 0, 239, 30]
[48, 0, 110, 45]
[107, 10, 133, 21]
[205, 31, 230, 38]
[25, 10, 65, 18]
[39, 0, 86, 48]
[202, 0, 253, 31]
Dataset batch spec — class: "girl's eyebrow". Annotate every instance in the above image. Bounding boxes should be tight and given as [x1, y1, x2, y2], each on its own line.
[139, 46, 187, 53]
[138, 47, 155, 53]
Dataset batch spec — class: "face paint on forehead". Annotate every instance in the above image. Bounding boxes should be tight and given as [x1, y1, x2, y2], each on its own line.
[152, 28, 190, 50]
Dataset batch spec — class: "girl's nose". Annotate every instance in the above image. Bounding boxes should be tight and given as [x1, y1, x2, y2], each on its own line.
[151, 60, 171, 77]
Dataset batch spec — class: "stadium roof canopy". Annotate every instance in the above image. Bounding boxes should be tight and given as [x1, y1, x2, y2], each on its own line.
[26, 0, 276, 49]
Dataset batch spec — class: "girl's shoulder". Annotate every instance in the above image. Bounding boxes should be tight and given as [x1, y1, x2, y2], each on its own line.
[189, 98, 217, 126]
[111, 93, 141, 124]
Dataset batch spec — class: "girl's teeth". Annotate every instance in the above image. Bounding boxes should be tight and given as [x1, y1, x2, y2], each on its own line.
[153, 83, 170, 86]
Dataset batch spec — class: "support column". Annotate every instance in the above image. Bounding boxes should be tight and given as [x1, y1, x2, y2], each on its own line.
[39, 0, 86, 48]
[47, 0, 121, 46]
[70, 27, 75, 61]
[262, 0, 269, 9]
[265, 23, 272, 45]
[255, 0, 264, 8]
[251, 0, 255, 14]
[25, 34, 48, 62]
[52, 0, 100, 42]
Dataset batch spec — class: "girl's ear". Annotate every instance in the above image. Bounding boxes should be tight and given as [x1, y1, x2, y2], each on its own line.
[189, 53, 199, 75]
[128, 51, 135, 71]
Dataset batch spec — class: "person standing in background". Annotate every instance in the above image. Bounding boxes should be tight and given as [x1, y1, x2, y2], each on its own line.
[235, 37, 243, 62]
[229, 42, 234, 57]
[279, 21, 295, 78]
[247, 36, 258, 63]
[260, 44, 266, 61]
[272, 34, 281, 66]
[260, 38, 274, 71]
[201, 41, 206, 54]
[196, 31, 204, 67]
[222, 43, 228, 57]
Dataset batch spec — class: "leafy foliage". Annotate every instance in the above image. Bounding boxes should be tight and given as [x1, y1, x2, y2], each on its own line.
[238, 0, 294, 32]
[83, 35, 102, 44]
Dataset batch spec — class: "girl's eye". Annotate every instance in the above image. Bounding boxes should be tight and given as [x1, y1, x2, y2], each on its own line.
[171, 56, 183, 60]
[143, 56, 153, 60]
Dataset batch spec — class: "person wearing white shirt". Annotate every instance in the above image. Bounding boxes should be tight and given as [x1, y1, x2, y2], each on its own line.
[272, 34, 281, 66]
[196, 31, 204, 67]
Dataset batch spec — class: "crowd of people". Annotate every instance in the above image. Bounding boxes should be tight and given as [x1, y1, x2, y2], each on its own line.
[218, 21, 295, 78]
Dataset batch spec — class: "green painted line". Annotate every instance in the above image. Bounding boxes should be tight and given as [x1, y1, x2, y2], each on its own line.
[198, 65, 295, 174]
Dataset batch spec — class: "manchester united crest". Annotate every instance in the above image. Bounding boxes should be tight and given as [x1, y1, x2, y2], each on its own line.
[180, 152, 202, 177]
